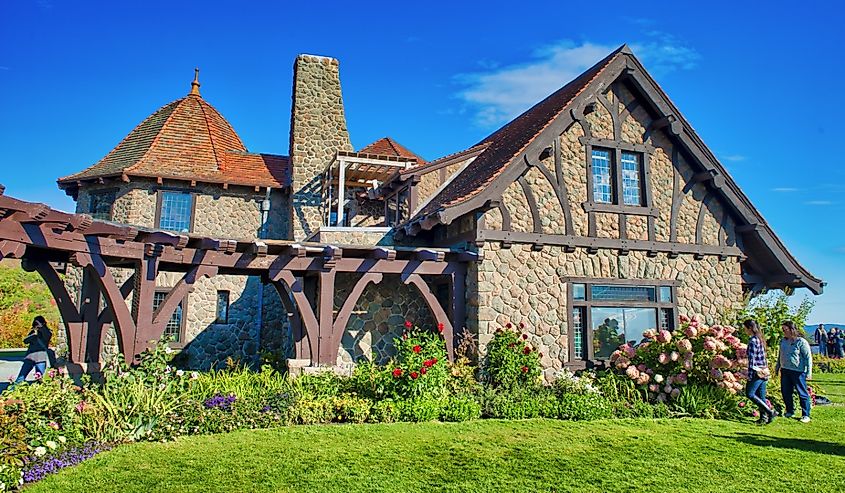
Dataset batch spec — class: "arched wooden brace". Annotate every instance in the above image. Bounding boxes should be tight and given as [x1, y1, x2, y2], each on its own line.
[326, 272, 384, 365]
[72, 252, 137, 361]
[151, 264, 218, 333]
[267, 280, 304, 361]
[401, 273, 455, 360]
[21, 258, 85, 363]
[270, 270, 320, 363]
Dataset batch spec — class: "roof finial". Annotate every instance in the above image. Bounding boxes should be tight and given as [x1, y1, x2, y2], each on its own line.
[190, 68, 201, 96]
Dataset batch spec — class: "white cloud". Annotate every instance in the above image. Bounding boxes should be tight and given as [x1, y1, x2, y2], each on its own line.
[455, 35, 700, 127]
[805, 200, 835, 206]
[772, 187, 801, 192]
[722, 154, 746, 162]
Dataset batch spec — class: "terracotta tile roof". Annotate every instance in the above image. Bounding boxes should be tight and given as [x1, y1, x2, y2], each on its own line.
[415, 46, 625, 218]
[58, 93, 289, 190]
[358, 137, 427, 164]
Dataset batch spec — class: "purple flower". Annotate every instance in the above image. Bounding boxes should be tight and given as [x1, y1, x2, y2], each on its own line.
[203, 393, 237, 411]
[22, 442, 112, 483]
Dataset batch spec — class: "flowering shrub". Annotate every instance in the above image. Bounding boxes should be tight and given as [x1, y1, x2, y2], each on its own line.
[816, 356, 845, 374]
[203, 394, 236, 411]
[610, 314, 749, 404]
[388, 321, 449, 399]
[483, 323, 541, 390]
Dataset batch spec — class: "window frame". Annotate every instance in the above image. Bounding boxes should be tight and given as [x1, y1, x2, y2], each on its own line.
[152, 288, 188, 347]
[154, 189, 196, 233]
[215, 290, 230, 325]
[566, 278, 678, 368]
[88, 189, 117, 221]
[583, 140, 654, 216]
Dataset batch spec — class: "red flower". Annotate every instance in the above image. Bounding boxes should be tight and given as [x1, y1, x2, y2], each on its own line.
[506, 322, 512, 329]
[437, 322, 445, 333]
[539, 353, 543, 358]
[413, 345, 422, 354]
[404, 320, 413, 329]
[523, 346, 532, 355]
[402, 333, 408, 340]
[392, 368, 402, 378]
[420, 366, 427, 375]
[432, 357, 438, 364]
[521, 366, 529, 373]
[423, 359, 433, 368]
[522, 334, 528, 340]
[508, 343, 515, 348]
[410, 371, 419, 379]
[519, 322, 525, 329]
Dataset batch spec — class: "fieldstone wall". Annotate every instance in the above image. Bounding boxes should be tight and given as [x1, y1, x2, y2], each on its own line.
[316, 228, 393, 246]
[469, 242, 743, 380]
[289, 55, 353, 240]
[334, 274, 438, 366]
[58, 179, 291, 368]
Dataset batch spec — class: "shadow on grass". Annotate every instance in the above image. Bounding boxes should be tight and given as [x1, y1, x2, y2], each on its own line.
[725, 433, 845, 457]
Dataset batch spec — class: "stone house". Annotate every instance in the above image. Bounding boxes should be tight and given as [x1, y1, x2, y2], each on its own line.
[55, 47, 822, 376]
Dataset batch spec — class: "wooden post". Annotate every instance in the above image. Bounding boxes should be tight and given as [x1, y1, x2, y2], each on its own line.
[337, 157, 346, 226]
[317, 269, 336, 364]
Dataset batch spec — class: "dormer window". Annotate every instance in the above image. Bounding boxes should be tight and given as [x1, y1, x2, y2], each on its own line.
[156, 190, 194, 233]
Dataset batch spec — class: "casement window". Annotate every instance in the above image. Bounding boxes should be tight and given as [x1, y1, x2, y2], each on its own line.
[569, 280, 677, 364]
[156, 190, 194, 233]
[88, 190, 116, 220]
[590, 148, 645, 206]
[215, 290, 230, 324]
[152, 290, 186, 343]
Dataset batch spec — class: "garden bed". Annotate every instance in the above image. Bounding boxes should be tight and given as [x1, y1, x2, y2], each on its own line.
[22, 374, 845, 493]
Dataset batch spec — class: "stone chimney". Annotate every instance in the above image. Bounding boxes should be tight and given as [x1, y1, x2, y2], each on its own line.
[288, 54, 353, 240]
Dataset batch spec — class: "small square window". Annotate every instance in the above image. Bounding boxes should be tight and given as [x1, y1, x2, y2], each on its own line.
[89, 191, 115, 221]
[658, 286, 673, 303]
[572, 283, 586, 301]
[157, 191, 193, 233]
[215, 290, 230, 324]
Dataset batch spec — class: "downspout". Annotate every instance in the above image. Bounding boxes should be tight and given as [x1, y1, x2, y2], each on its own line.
[254, 187, 272, 366]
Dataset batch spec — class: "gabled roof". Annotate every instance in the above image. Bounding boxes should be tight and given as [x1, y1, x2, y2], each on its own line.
[402, 45, 823, 294]
[415, 46, 624, 217]
[358, 137, 427, 164]
[58, 81, 289, 194]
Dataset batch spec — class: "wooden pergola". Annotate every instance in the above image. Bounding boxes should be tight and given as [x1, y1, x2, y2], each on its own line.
[0, 185, 477, 369]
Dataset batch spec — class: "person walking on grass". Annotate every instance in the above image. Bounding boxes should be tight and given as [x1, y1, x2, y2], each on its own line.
[775, 320, 813, 423]
[815, 324, 828, 357]
[13, 316, 52, 384]
[744, 319, 775, 424]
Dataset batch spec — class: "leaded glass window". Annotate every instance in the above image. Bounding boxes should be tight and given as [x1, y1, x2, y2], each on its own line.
[621, 152, 643, 206]
[590, 285, 656, 302]
[152, 291, 183, 343]
[591, 149, 613, 203]
[88, 191, 115, 221]
[572, 307, 586, 359]
[158, 191, 193, 233]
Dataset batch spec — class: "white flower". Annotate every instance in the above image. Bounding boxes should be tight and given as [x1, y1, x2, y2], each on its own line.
[176, 369, 184, 377]
[190, 372, 199, 380]
[45, 441, 57, 450]
[58, 436, 67, 443]
[164, 366, 172, 373]
[654, 374, 665, 384]
[165, 347, 174, 355]
[34, 446, 47, 457]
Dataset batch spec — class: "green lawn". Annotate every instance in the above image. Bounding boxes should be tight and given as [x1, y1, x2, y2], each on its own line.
[28, 374, 845, 493]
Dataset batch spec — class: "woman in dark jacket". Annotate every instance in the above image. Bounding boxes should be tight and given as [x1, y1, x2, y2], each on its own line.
[14, 316, 52, 384]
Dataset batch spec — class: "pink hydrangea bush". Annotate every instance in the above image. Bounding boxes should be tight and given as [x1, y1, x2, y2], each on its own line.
[610, 314, 750, 404]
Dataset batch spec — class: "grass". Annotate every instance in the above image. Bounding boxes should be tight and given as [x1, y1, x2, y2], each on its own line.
[27, 374, 845, 493]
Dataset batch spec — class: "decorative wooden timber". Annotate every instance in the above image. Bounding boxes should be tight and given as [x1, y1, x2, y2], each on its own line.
[0, 191, 477, 367]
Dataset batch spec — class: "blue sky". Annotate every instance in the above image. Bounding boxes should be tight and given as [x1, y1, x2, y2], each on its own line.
[1, 0, 842, 323]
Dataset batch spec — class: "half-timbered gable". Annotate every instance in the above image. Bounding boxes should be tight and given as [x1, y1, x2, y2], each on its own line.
[400, 45, 822, 376]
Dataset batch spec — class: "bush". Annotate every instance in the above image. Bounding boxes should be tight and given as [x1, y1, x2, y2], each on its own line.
[286, 397, 335, 425]
[369, 399, 399, 424]
[724, 291, 814, 347]
[332, 396, 372, 424]
[483, 323, 542, 390]
[398, 398, 442, 422]
[387, 323, 450, 400]
[816, 356, 845, 374]
[669, 384, 744, 419]
[0, 264, 61, 349]
[439, 396, 481, 422]
[558, 393, 613, 421]
[481, 388, 551, 420]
